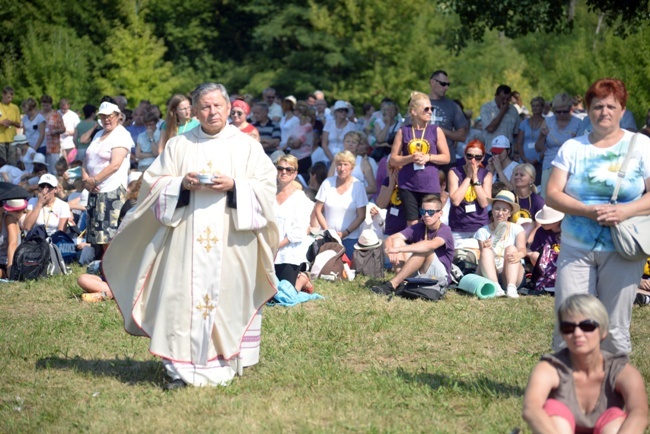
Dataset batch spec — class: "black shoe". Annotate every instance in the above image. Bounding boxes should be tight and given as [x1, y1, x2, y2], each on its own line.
[165, 378, 187, 391]
[371, 281, 394, 296]
[635, 293, 650, 306]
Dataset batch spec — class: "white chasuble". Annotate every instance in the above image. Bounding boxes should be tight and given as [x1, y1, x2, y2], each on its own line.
[104, 124, 278, 371]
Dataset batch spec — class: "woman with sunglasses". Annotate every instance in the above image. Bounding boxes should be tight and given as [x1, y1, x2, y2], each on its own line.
[535, 93, 581, 197]
[229, 98, 259, 141]
[24, 174, 71, 236]
[157, 94, 199, 153]
[274, 154, 314, 288]
[448, 140, 493, 241]
[523, 294, 648, 434]
[473, 190, 526, 298]
[389, 91, 450, 227]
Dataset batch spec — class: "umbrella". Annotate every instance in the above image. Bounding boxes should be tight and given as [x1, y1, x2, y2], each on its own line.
[0, 182, 30, 202]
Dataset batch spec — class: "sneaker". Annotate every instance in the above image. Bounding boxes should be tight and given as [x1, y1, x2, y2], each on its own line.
[635, 293, 650, 306]
[371, 281, 394, 296]
[494, 288, 506, 297]
[506, 284, 519, 299]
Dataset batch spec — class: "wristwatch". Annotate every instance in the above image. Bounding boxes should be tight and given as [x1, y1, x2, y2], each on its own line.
[472, 180, 482, 186]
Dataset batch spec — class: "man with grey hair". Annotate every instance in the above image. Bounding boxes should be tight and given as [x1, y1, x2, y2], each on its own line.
[105, 82, 278, 389]
[262, 87, 282, 122]
[252, 102, 281, 155]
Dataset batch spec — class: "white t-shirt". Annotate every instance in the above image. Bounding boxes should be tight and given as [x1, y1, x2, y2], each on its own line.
[0, 164, 25, 184]
[20, 147, 36, 173]
[27, 197, 72, 236]
[323, 120, 358, 157]
[315, 176, 368, 239]
[85, 125, 133, 192]
[473, 222, 524, 270]
[60, 110, 81, 150]
[22, 113, 45, 149]
[493, 161, 518, 184]
[279, 115, 300, 149]
[274, 190, 313, 265]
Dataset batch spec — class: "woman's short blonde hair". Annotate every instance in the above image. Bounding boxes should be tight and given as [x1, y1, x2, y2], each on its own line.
[277, 154, 298, 171]
[558, 294, 609, 341]
[334, 150, 356, 168]
[409, 91, 430, 113]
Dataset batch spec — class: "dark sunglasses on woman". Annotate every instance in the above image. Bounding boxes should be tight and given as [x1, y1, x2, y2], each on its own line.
[559, 319, 599, 334]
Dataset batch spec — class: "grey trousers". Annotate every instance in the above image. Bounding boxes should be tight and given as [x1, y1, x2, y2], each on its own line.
[552, 245, 645, 354]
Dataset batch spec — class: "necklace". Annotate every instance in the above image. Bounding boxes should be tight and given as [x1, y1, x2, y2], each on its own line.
[424, 221, 441, 240]
[408, 124, 430, 155]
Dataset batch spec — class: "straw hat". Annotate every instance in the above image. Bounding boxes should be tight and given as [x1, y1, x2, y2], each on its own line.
[535, 205, 565, 224]
[354, 229, 382, 250]
[488, 190, 520, 214]
[11, 134, 28, 146]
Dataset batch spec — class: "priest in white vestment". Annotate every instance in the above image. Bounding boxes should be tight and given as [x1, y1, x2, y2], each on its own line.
[103, 83, 278, 388]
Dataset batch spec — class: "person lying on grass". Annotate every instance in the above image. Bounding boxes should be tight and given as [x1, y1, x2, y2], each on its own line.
[523, 294, 648, 434]
[371, 194, 454, 295]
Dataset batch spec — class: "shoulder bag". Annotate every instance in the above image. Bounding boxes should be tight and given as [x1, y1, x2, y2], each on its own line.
[609, 133, 650, 261]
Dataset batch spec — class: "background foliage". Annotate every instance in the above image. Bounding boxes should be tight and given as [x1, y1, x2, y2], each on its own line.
[0, 0, 649, 124]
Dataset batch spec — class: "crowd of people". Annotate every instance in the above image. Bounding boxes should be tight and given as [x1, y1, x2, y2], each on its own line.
[1, 73, 649, 430]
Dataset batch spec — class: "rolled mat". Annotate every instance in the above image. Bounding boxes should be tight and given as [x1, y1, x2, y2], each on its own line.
[458, 274, 497, 299]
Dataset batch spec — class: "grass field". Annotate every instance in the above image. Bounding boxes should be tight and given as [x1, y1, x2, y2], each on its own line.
[2, 268, 650, 433]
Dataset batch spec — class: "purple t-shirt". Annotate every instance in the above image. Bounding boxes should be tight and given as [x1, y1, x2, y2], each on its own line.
[530, 227, 561, 252]
[449, 166, 490, 232]
[397, 124, 441, 194]
[516, 192, 545, 221]
[382, 177, 407, 236]
[399, 222, 454, 279]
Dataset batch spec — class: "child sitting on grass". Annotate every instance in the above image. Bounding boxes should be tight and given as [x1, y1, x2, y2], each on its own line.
[527, 205, 563, 295]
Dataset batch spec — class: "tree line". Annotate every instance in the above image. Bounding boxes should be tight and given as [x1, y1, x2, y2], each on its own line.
[1, 0, 648, 123]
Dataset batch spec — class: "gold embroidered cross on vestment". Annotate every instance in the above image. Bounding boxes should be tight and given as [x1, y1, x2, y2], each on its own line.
[196, 294, 216, 319]
[197, 227, 219, 253]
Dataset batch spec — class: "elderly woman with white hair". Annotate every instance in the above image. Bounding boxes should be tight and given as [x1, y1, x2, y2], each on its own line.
[314, 150, 368, 258]
[535, 93, 582, 197]
[524, 294, 648, 434]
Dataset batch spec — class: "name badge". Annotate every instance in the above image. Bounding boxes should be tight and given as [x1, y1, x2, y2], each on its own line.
[465, 204, 477, 213]
[389, 207, 400, 216]
[526, 141, 536, 149]
[413, 163, 425, 171]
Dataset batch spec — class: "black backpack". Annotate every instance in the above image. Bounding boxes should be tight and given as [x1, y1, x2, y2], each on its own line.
[394, 277, 446, 302]
[10, 225, 51, 281]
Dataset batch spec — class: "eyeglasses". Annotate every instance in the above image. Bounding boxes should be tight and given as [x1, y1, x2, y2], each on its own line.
[277, 166, 296, 174]
[554, 110, 570, 115]
[465, 154, 483, 161]
[492, 208, 511, 214]
[433, 78, 451, 87]
[419, 208, 442, 217]
[422, 107, 433, 113]
[177, 107, 192, 112]
[231, 111, 245, 117]
[559, 319, 599, 334]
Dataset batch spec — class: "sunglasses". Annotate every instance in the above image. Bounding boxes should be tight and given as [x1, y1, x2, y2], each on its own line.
[422, 107, 433, 113]
[419, 208, 442, 217]
[554, 110, 570, 115]
[38, 183, 54, 189]
[559, 319, 599, 334]
[433, 78, 451, 87]
[465, 154, 483, 161]
[231, 111, 245, 117]
[277, 166, 296, 174]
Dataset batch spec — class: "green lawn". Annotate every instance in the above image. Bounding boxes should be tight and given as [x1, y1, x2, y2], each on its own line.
[2, 268, 650, 433]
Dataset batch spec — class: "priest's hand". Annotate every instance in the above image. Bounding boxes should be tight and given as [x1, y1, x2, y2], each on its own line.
[207, 174, 234, 192]
[182, 172, 201, 191]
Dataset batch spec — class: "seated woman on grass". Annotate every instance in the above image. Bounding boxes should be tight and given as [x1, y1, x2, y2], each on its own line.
[523, 294, 648, 434]
[473, 190, 526, 299]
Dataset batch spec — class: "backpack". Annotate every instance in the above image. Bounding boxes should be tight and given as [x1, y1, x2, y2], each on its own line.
[50, 230, 77, 264]
[47, 241, 69, 276]
[306, 230, 339, 264]
[310, 242, 346, 281]
[394, 277, 446, 302]
[10, 226, 51, 281]
[352, 247, 385, 278]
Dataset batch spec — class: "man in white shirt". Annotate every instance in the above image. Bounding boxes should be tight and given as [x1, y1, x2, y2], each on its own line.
[263, 87, 283, 123]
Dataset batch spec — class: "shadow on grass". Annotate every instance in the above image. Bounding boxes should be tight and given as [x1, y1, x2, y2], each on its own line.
[397, 368, 524, 398]
[36, 356, 164, 386]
